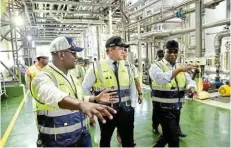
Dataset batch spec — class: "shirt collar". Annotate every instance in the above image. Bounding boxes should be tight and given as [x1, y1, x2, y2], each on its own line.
[107, 57, 119, 66]
[49, 63, 70, 77]
[162, 58, 175, 68]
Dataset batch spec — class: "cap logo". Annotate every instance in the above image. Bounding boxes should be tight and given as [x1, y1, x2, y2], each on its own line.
[110, 43, 115, 47]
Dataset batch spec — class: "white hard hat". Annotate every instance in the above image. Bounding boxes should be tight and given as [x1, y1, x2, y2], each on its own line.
[36, 50, 49, 58]
[49, 36, 83, 53]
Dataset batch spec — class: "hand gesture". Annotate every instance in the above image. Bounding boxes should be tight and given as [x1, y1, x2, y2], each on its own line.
[79, 102, 117, 126]
[179, 65, 198, 73]
[96, 90, 118, 104]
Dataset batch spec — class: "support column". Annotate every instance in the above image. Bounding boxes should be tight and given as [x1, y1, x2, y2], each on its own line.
[96, 26, 101, 60]
[108, 7, 113, 37]
[83, 32, 87, 58]
[137, 22, 142, 79]
[195, 0, 203, 57]
[148, 42, 152, 64]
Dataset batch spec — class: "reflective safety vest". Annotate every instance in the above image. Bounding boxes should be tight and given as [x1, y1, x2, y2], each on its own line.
[93, 59, 132, 104]
[26, 64, 43, 112]
[26, 64, 41, 80]
[31, 65, 86, 146]
[70, 65, 85, 83]
[151, 61, 186, 110]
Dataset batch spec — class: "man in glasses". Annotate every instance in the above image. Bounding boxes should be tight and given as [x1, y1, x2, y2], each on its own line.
[149, 40, 198, 147]
[31, 36, 117, 147]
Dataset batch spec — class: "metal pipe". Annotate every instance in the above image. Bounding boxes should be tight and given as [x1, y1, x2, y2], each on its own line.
[127, 0, 224, 29]
[195, 0, 203, 57]
[140, 19, 230, 38]
[128, 0, 160, 16]
[214, 30, 231, 79]
[96, 26, 101, 60]
[127, 0, 196, 27]
[227, 0, 230, 18]
[137, 22, 142, 75]
[109, 7, 113, 37]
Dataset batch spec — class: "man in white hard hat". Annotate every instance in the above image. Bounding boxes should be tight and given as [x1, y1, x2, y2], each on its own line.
[25, 51, 49, 89]
[25, 50, 49, 146]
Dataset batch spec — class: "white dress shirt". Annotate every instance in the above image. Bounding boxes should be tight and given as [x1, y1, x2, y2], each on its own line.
[82, 58, 137, 107]
[149, 58, 197, 90]
[31, 63, 74, 109]
[130, 62, 139, 79]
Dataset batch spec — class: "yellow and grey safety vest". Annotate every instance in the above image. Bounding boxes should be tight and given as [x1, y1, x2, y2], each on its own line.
[31, 65, 86, 146]
[151, 61, 186, 110]
[26, 64, 41, 80]
[93, 59, 132, 104]
[70, 65, 86, 83]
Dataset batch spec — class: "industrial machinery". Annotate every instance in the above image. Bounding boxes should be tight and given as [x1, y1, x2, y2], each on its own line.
[218, 84, 230, 97]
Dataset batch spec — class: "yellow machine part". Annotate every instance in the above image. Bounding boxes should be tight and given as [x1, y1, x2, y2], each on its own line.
[218, 85, 230, 97]
[198, 91, 210, 100]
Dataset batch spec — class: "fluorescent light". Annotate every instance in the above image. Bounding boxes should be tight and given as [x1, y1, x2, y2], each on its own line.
[12, 16, 24, 26]
[27, 35, 32, 41]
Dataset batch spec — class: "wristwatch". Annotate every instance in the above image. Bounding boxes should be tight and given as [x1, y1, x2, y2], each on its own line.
[93, 96, 97, 103]
[138, 93, 142, 96]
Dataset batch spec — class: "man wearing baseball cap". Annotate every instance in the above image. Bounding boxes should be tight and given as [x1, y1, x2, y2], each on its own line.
[31, 36, 117, 147]
[149, 40, 198, 147]
[82, 36, 137, 147]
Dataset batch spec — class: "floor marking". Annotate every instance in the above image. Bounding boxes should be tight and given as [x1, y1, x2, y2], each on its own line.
[0, 90, 30, 147]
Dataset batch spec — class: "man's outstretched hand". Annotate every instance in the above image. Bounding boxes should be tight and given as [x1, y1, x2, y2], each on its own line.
[79, 102, 117, 126]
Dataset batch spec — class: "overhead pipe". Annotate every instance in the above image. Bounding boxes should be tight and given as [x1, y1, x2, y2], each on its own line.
[127, 0, 224, 29]
[140, 19, 230, 38]
[128, 0, 161, 16]
[127, 0, 196, 27]
[214, 30, 231, 79]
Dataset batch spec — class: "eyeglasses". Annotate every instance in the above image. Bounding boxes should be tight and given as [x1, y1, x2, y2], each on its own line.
[63, 49, 77, 55]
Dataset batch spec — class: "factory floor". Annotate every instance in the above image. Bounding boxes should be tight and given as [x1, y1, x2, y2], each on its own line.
[1, 86, 230, 147]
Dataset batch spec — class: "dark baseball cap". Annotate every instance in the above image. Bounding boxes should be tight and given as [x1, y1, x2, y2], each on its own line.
[165, 40, 179, 50]
[105, 36, 129, 48]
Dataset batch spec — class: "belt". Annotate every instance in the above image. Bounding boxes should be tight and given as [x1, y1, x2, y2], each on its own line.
[100, 100, 131, 108]
[154, 102, 182, 110]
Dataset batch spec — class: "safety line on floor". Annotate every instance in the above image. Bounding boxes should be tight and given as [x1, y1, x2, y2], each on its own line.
[0, 90, 30, 147]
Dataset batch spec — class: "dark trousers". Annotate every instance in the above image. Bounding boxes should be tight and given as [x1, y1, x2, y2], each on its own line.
[152, 101, 160, 129]
[98, 104, 135, 147]
[152, 102, 183, 133]
[154, 108, 180, 147]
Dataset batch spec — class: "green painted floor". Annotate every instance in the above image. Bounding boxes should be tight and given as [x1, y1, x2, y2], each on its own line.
[1, 88, 230, 147]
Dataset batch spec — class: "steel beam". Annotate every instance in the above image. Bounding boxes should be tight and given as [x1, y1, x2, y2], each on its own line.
[34, 26, 88, 29]
[38, 30, 84, 33]
[1, 27, 14, 42]
[32, 9, 103, 15]
[36, 21, 104, 25]
[29, 0, 118, 7]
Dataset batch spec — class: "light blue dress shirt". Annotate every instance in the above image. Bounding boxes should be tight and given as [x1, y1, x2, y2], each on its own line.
[82, 58, 137, 107]
[149, 58, 197, 90]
